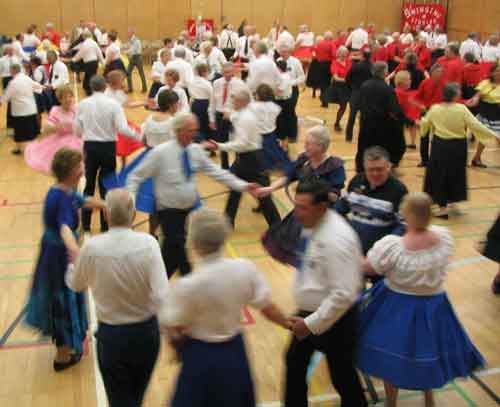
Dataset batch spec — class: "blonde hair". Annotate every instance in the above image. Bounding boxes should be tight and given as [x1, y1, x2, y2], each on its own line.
[395, 70, 410, 87]
[55, 84, 74, 102]
[106, 69, 125, 86]
[400, 192, 432, 230]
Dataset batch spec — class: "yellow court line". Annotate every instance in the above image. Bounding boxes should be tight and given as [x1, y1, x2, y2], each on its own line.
[225, 241, 323, 396]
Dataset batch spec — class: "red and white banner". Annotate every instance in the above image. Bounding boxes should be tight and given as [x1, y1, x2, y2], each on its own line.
[187, 19, 215, 38]
[402, 3, 446, 31]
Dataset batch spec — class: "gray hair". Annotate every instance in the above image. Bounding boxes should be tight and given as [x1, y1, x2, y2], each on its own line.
[336, 46, 349, 59]
[363, 146, 390, 162]
[174, 47, 186, 59]
[105, 189, 135, 227]
[222, 61, 235, 70]
[446, 42, 460, 55]
[189, 208, 231, 254]
[443, 83, 460, 102]
[10, 63, 21, 74]
[172, 112, 196, 135]
[233, 88, 251, 104]
[90, 75, 106, 92]
[255, 40, 268, 56]
[306, 125, 331, 150]
[372, 62, 388, 79]
[324, 31, 333, 40]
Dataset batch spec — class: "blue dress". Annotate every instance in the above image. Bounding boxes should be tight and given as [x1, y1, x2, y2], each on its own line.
[25, 187, 88, 354]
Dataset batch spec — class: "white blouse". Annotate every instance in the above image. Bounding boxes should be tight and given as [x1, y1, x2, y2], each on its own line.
[104, 88, 127, 106]
[296, 32, 315, 47]
[367, 225, 454, 296]
[141, 115, 175, 147]
[250, 101, 281, 134]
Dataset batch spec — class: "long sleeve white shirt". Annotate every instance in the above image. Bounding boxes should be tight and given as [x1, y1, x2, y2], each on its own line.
[166, 58, 194, 88]
[433, 33, 448, 50]
[295, 210, 364, 335]
[105, 41, 121, 63]
[219, 29, 239, 49]
[346, 28, 368, 50]
[219, 107, 262, 153]
[278, 56, 305, 86]
[276, 30, 295, 50]
[151, 60, 168, 82]
[459, 39, 482, 61]
[236, 35, 254, 59]
[74, 92, 139, 142]
[0, 55, 20, 78]
[160, 254, 271, 342]
[246, 56, 282, 93]
[72, 38, 104, 63]
[1, 73, 43, 116]
[296, 32, 315, 47]
[141, 114, 175, 147]
[482, 44, 500, 62]
[188, 76, 213, 100]
[66, 228, 169, 325]
[209, 77, 249, 122]
[126, 139, 248, 210]
[155, 84, 189, 113]
[276, 72, 293, 100]
[48, 60, 69, 89]
[250, 101, 281, 134]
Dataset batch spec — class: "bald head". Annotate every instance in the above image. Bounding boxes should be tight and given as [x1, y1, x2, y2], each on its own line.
[105, 189, 135, 227]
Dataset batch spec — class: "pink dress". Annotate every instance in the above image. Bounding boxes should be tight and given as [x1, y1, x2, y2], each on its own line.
[24, 106, 83, 174]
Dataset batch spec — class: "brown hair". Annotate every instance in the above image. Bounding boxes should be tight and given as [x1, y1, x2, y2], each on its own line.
[194, 63, 209, 76]
[165, 69, 180, 82]
[51, 148, 83, 182]
[55, 84, 74, 102]
[106, 69, 125, 85]
[255, 83, 274, 102]
[108, 30, 118, 42]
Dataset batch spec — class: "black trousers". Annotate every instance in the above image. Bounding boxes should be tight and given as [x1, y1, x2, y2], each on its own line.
[157, 207, 192, 277]
[420, 132, 430, 164]
[127, 54, 147, 92]
[215, 112, 231, 169]
[345, 89, 361, 142]
[82, 141, 116, 231]
[284, 307, 368, 407]
[289, 86, 299, 142]
[240, 57, 249, 81]
[224, 151, 281, 228]
[83, 60, 98, 96]
[96, 317, 160, 407]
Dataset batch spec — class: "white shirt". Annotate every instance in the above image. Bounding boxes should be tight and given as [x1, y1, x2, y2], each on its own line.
[33, 66, 47, 84]
[250, 101, 280, 134]
[48, 60, 69, 89]
[278, 56, 305, 86]
[166, 58, 194, 88]
[156, 85, 189, 113]
[276, 72, 293, 100]
[276, 30, 295, 50]
[12, 41, 27, 60]
[294, 210, 364, 335]
[459, 38, 482, 61]
[247, 55, 282, 93]
[0, 55, 20, 78]
[74, 92, 139, 142]
[219, 29, 239, 49]
[60, 38, 70, 53]
[72, 38, 104, 63]
[99, 32, 109, 47]
[141, 114, 175, 147]
[400, 32, 414, 45]
[206, 48, 227, 80]
[482, 44, 500, 62]
[237, 35, 254, 59]
[367, 225, 454, 296]
[151, 60, 168, 82]
[1, 73, 43, 116]
[160, 254, 271, 342]
[188, 76, 213, 100]
[433, 33, 448, 49]
[127, 139, 248, 210]
[104, 87, 127, 106]
[346, 28, 368, 50]
[66, 228, 169, 325]
[105, 41, 121, 62]
[93, 27, 103, 45]
[219, 107, 262, 153]
[209, 77, 249, 122]
[173, 45, 194, 65]
[23, 33, 40, 48]
[296, 32, 314, 47]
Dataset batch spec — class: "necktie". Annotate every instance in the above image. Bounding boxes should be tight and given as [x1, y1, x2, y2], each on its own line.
[222, 81, 229, 105]
[49, 64, 54, 84]
[244, 37, 249, 55]
[181, 148, 202, 210]
[296, 235, 310, 272]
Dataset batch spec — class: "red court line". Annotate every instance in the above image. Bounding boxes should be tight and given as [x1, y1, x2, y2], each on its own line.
[242, 306, 255, 325]
[0, 200, 42, 208]
[0, 337, 91, 354]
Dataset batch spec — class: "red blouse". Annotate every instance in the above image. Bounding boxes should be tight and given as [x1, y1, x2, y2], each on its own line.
[415, 77, 445, 108]
[414, 44, 431, 69]
[371, 47, 389, 63]
[436, 56, 464, 85]
[463, 63, 483, 87]
[315, 39, 337, 62]
[330, 59, 352, 78]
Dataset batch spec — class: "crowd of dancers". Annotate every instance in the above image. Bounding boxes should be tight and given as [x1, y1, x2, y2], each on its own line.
[1, 17, 500, 407]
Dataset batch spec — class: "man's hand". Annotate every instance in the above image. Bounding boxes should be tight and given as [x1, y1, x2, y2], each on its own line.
[201, 140, 218, 150]
[289, 316, 311, 340]
[246, 183, 262, 199]
[255, 186, 274, 198]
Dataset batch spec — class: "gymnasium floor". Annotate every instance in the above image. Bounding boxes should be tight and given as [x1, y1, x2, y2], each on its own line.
[0, 69, 499, 406]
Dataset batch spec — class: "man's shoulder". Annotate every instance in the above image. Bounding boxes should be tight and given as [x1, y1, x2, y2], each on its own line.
[385, 175, 409, 195]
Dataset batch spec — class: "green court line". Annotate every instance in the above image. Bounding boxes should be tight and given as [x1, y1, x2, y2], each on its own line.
[451, 380, 478, 407]
[0, 259, 34, 266]
[0, 273, 32, 281]
[0, 243, 38, 250]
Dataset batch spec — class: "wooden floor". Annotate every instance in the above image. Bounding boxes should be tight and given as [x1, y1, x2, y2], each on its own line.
[1, 69, 500, 406]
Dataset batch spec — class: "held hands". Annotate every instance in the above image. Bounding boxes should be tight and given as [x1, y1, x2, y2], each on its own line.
[254, 186, 274, 198]
[246, 183, 263, 199]
[288, 316, 311, 340]
[201, 139, 219, 151]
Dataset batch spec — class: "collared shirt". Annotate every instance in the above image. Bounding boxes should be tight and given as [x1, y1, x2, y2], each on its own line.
[188, 76, 213, 100]
[173, 45, 194, 65]
[33, 66, 47, 84]
[127, 139, 248, 210]
[247, 55, 282, 92]
[156, 84, 189, 113]
[316, 39, 336, 62]
[400, 32, 414, 45]
[22, 33, 40, 48]
[12, 40, 27, 60]
[250, 101, 281, 134]
[0, 55, 20, 78]
[482, 44, 500, 62]
[219, 106, 262, 153]
[296, 32, 314, 47]
[237, 35, 254, 59]
[294, 210, 364, 335]
[433, 33, 448, 50]
[125, 35, 142, 56]
[195, 48, 227, 80]
[219, 29, 239, 49]
[276, 72, 293, 100]
[104, 87, 127, 106]
[151, 60, 168, 82]
[437, 55, 464, 84]
[459, 38, 482, 61]
[1, 73, 43, 116]
[74, 92, 139, 142]
[166, 58, 194, 88]
[160, 254, 271, 342]
[72, 38, 104, 63]
[346, 28, 368, 50]
[276, 30, 295, 50]
[66, 228, 170, 325]
[105, 41, 121, 62]
[48, 60, 69, 88]
[141, 114, 175, 147]
[209, 77, 248, 122]
[277, 56, 306, 87]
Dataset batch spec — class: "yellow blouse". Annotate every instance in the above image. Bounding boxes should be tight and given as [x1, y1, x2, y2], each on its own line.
[476, 80, 500, 105]
[420, 103, 497, 145]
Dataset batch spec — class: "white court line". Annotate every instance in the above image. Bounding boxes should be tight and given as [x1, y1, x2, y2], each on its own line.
[88, 289, 107, 407]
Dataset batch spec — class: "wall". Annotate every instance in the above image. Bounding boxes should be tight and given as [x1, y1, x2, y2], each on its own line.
[0, 0, 497, 41]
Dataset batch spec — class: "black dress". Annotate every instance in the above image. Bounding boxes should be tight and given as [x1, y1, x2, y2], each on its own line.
[484, 215, 500, 263]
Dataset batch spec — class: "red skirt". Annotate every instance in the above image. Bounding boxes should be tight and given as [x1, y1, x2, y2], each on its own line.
[116, 121, 143, 157]
[293, 46, 314, 60]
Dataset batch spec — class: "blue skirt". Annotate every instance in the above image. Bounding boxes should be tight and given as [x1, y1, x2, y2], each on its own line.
[356, 281, 485, 390]
[261, 131, 290, 171]
[25, 238, 88, 354]
[172, 334, 255, 407]
[103, 148, 155, 214]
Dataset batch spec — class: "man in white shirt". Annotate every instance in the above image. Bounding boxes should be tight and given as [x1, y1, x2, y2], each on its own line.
[459, 32, 482, 61]
[219, 24, 239, 60]
[72, 31, 104, 95]
[482, 35, 500, 62]
[276, 26, 295, 52]
[127, 112, 257, 277]
[66, 188, 169, 407]
[284, 179, 368, 407]
[346, 24, 369, 51]
[207, 89, 281, 228]
[45, 50, 69, 109]
[74, 75, 140, 233]
[166, 47, 194, 93]
[277, 45, 305, 143]
[195, 40, 227, 81]
[236, 25, 254, 79]
[209, 62, 248, 169]
[246, 41, 282, 93]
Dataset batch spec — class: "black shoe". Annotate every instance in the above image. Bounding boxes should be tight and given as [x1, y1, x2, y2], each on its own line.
[11, 148, 21, 155]
[417, 161, 428, 168]
[53, 353, 82, 372]
[407, 144, 417, 149]
[434, 212, 449, 220]
[471, 159, 487, 168]
[321, 103, 328, 108]
[334, 123, 342, 132]
[252, 205, 263, 213]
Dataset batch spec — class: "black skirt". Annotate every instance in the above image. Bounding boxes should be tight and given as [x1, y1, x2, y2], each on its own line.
[484, 215, 500, 263]
[191, 98, 212, 141]
[13, 114, 40, 142]
[322, 80, 351, 105]
[275, 98, 294, 141]
[476, 101, 500, 133]
[306, 60, 331, 89]
[424, 136, 467, 207]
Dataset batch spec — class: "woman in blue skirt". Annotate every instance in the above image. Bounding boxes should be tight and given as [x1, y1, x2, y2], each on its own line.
[25, 148, 105, 371]
[189, 63, 213, 143]
[357, 192, 485, 406]
[161, 209, 290, 407]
